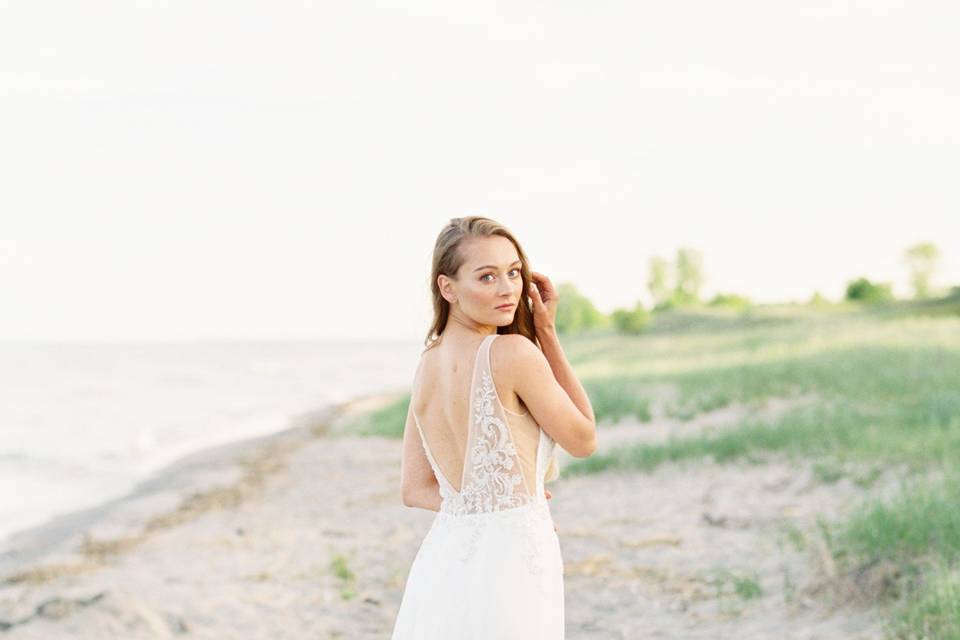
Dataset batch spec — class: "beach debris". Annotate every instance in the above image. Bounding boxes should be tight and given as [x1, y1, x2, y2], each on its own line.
[701, 511, 752, 529]
[619, 535, 682, 548]
[0, 590, 106, 630]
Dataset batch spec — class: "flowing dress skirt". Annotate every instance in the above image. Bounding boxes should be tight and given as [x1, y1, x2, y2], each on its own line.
[391, 500, 564, 639]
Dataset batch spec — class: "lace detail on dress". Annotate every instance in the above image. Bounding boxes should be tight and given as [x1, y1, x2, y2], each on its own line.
[412, 333, 555, 580]
[460, 368, 528, 514]
[518, 502, 547, 594]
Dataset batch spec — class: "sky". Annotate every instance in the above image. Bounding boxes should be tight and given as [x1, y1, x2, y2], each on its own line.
[1, 1, 958, 342]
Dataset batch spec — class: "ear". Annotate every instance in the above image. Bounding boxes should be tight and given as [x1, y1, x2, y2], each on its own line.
[437, 274, 457, 304]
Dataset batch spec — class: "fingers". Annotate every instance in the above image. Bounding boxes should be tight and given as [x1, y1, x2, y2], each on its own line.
[545, 486, 557, 532]
[530, 272, 555, 295]
[528, 283, 544, 307]
[529, 282, 552, 305]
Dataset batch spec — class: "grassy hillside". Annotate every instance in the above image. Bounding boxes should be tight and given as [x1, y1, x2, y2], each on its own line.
[350, 300, 960, 638]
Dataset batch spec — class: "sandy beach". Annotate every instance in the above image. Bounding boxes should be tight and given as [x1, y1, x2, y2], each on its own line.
[0, 388, 897, 639]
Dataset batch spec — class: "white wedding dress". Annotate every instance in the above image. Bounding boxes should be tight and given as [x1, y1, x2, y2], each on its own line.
[391, 333, 565, 639]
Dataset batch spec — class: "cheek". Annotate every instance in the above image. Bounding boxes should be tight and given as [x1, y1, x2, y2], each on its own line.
[464, 283, 495, 302]
[465, 285, 487, 301]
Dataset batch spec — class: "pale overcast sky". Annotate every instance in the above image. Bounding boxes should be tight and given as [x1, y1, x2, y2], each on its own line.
[1, 1, 958, 341]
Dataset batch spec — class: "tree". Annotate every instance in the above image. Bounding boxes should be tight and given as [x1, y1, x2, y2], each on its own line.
[708, 293, 752, 311]
[808, 291, 830, 306]
[647, 256, 672, 308]
[902, 242, 940, 299]
[611, 302, 651, 334]
[845, 277, 893, 303]
[648, 248, 706, 310]
[673, 247, 705, 305]
[554, 283, 605, 334]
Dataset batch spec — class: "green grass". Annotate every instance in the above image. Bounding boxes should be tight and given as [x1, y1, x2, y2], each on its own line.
[348, 301, 960, 636]
[886, 566, 960, 640]
[340, 395, 410, 439]
[833, 471, 960, 571]
[812, 461, 846, 484]
[734, 574, 764, 600]
[563, 344, 960, 477]
[815, 470, 960, 639]
[330, 551, 356, 601]
[709, 567, 765, 617]
[582, 376, 653, 423]
[564, 309, 959, 637]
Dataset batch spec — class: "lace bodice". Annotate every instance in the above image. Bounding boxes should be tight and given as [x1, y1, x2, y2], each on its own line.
[412, 333, 558, 517]
[393, 333, 565, 636]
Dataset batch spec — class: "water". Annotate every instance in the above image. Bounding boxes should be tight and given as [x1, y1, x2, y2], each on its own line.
[0, 339, 422, 549]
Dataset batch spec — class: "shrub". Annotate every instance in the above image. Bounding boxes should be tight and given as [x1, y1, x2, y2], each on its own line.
[610, 302, 650, 334]
[845, 277, 894, 303]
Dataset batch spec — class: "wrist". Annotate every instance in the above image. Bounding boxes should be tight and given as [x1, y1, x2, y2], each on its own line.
[536, 324, 558, 339]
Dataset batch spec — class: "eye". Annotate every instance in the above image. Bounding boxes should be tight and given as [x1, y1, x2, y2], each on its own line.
[481, 268, 521, 282]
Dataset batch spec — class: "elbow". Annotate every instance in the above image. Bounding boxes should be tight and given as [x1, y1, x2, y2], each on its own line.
[581, 435, 598, 458]
[402, 482, 434, 508]
[570, 427, 598, 458]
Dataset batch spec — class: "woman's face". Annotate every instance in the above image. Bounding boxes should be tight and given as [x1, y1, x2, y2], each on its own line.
[441, 235, 523, 327]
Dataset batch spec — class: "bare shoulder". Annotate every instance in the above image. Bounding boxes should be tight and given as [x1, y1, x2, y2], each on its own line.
[493, 333, 541, 359]
[491, 332, 595, 457]
[491, 333, 546, 378]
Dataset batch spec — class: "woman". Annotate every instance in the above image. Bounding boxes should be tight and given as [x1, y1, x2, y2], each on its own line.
[391, 216, 597, 639]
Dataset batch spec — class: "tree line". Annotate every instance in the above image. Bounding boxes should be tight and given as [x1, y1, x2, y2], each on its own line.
[550, 243, 955, 335]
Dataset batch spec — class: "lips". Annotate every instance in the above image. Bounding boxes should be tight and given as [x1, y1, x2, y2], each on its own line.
[496, 303, 515, 310]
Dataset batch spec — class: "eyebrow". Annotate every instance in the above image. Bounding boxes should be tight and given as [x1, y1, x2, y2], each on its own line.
[474, 260, 522, 272]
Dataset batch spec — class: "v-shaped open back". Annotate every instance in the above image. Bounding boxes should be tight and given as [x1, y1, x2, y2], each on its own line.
[412, 333, 551, 516]
[393, 334, 565, 639]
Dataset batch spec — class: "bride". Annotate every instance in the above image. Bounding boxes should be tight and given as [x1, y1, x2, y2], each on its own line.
[391, 216, 597, 639]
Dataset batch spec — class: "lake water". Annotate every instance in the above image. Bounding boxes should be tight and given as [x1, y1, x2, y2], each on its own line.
[0, 339, 422, 549]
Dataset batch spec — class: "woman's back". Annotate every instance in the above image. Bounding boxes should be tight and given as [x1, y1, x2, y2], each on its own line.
[409, 333, 558, 515]
[410, 333, 551, 508]
[391, 332, 565, 639]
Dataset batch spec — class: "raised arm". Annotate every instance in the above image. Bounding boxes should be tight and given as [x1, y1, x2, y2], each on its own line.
[502, 331, 597, 458]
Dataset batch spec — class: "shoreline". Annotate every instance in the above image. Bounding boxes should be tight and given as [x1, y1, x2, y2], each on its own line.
[1, 384, 893, 638]
[0, 388, 403, 584]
